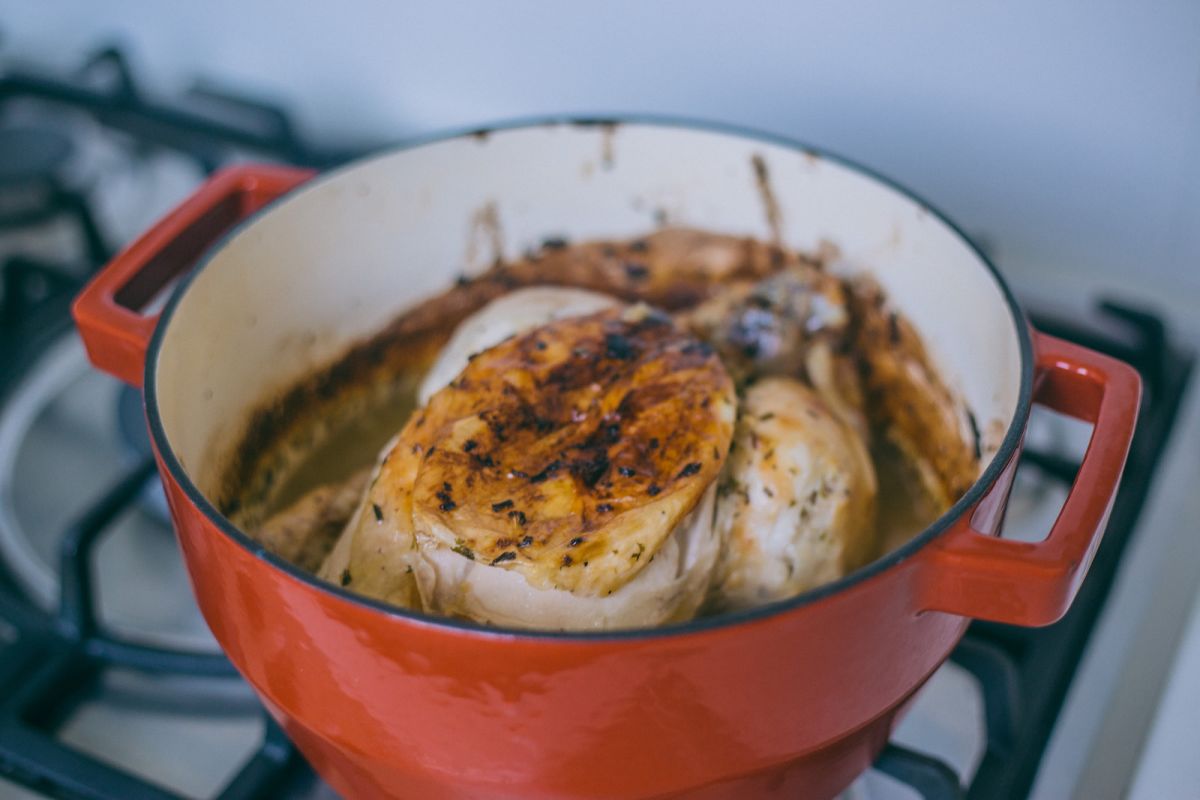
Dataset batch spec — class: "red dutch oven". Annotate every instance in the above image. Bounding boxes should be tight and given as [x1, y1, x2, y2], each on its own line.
[72, 119, 1140, 799]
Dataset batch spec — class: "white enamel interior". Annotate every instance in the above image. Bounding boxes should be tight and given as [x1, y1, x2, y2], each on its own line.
[152, 122, 1024, 501]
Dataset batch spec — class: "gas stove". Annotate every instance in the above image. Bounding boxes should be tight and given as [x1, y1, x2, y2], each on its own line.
[0, 46, 1193, 800]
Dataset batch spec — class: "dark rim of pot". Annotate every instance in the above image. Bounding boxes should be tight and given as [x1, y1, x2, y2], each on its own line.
[142, 114, 1035, 643]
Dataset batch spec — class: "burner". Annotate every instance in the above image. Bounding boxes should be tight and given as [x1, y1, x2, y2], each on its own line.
[0, 125, 108, 271]
[0, 127, 73, 190]
[0, 333, 216, 653]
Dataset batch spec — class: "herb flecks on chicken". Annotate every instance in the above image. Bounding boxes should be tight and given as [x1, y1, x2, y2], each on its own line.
[711, 377, 877, 611]
[319, 302, 735, 629]
[411, 307, 735, 596]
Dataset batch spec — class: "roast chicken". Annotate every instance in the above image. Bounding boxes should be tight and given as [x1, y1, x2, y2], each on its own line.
[251, 228, 979, 630]
[676, 267, 878, 608]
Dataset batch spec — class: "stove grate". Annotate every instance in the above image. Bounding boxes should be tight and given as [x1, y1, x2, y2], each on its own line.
[0, 460, 315, 800]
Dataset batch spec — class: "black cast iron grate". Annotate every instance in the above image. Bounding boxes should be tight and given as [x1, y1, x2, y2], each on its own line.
[0, 46, 368, 171]
[0, 43, 357, 799]
[0, 462, 316, 800]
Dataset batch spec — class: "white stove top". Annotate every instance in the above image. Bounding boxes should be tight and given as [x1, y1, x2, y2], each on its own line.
[1129, 559, 1200, 799]
[1034, 391, 1200, 799]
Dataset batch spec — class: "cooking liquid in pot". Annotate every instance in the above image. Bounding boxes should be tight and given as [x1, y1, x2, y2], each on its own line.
[269, 390, 416, 513]
[871, 437, 944, 556]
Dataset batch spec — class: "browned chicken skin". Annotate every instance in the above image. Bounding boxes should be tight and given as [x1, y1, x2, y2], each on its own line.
[410, 306, 734, 595]
[502, 228, 821, 310]
[677, 264, 869, 437]
[318, 305, 735, 628]
[679, 266, 849, 380]
[848, 276, 978, 506]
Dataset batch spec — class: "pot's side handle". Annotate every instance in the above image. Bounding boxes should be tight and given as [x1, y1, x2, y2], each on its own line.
[72, 164, 316, 387]
[916, 332, 1141, 627]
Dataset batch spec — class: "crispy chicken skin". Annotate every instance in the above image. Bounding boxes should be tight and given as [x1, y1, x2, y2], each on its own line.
[711, 377, 878, 610]
[412, 306, 734, 594]
[321, 303, 735, 628]
[848, 276, 978, 507]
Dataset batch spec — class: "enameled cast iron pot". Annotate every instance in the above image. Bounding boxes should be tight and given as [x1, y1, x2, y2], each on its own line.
[72, 119, 1140, 799]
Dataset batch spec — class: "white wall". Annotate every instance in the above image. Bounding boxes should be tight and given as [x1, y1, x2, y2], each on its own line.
[4, 0, 1199, 308]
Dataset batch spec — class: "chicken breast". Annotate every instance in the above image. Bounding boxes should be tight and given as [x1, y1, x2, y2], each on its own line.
[417, 287, 618, 405]
[412, 483, 720, 629]
[710, 377, 877, 611]
[323, 305, 736, 629]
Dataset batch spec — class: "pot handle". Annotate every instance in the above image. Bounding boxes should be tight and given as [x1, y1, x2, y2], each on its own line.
[916, 331, 1141, 626]
[72, 164, 316, 387]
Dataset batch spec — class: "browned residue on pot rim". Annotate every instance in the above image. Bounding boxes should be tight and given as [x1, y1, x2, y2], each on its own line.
[465, 200, 505, 273]
[599, 123, 617, 170]
[751, 153, 783, 247]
